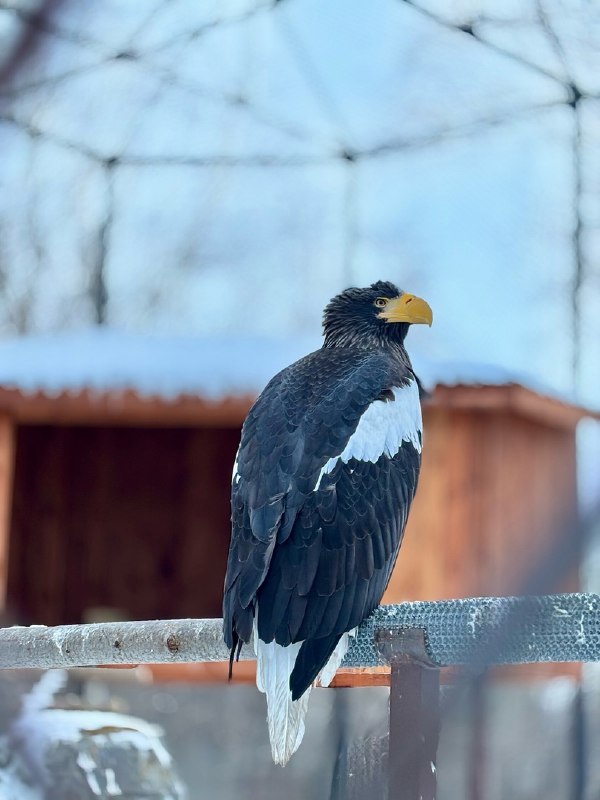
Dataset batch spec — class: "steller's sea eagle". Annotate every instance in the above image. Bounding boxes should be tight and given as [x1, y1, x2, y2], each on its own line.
[223, 281, 433, 764]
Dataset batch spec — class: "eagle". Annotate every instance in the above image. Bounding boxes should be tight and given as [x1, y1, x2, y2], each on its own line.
[223, 281, 432, 764]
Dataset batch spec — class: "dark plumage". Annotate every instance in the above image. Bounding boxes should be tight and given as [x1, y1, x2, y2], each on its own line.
[223, 280, 432, 763]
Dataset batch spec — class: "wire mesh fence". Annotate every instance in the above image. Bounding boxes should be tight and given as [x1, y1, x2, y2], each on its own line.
[0, 508, 597, 799]
[331, 733, 389, 800]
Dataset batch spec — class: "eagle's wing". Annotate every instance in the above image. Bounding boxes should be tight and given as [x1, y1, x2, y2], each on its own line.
[223, 346, 421, 689]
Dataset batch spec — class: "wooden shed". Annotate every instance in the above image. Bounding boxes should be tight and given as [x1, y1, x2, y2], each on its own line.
[0, 332, 592, 634]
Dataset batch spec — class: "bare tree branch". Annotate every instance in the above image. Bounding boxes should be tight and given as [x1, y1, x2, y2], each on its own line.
[397, 0, 591, 390]
[357, 100, 568, 158]
[0, 618, 239, 669]
[124, 0, 174, 46]
[535, 0, 572, 79]
[0, 58, 112, 98]
[533, 1, 586, 387]
[398, 0, 566, 86]
[0, 110, 105, 161]
[0, 0, 66, 87]
[2, 593, 600, 671]
[274, 7, 354, 147]
[0, 0, 596, 376]
[1, 2, 143, 56]
[2, 2, 324, 147]
[143, 0, 275, 56]
[341, 159, 358, 286]
[570, 102, 584, 386]
[134, 56, 323, 146]
[88, 163, 115, 325]
[120, 152, 331, 167]
[0, 99, 571, 171]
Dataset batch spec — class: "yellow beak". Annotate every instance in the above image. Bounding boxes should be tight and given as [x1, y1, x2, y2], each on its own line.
[378, 293, 433, 326]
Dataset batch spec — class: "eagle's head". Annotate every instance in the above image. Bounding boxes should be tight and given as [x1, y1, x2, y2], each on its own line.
[322, 280, 433, 349]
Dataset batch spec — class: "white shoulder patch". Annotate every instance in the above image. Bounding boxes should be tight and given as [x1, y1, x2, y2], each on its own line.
[315, 379, 422, 490]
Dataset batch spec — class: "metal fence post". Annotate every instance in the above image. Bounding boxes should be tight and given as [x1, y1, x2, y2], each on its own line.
[376, 628, 441, 800]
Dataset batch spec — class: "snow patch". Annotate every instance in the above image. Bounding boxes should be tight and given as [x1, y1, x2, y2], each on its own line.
[76, 752, 102, 795]
[0, 330, 589, 413]
[12, 673, 175, 789]
[105, 768, 122, 796]
[467, 606, 482, 637]
[21, 670, 66, 714]
[0, 744, 42, 800]
[575, 613, 586, 645]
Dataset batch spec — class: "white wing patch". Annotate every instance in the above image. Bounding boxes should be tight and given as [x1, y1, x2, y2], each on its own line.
[232, 445, 241, 485]
[314, 379, 422, 491]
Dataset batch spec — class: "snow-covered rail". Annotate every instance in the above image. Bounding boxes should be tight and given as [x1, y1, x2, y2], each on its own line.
[0, 593, 599, 671]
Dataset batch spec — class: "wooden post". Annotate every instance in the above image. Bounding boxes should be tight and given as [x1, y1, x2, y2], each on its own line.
[0, 413, 16, 609]
[376, 628, 441, 800]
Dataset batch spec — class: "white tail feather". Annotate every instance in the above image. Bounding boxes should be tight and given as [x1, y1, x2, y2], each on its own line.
[254, 624, 311, 765]
[254, 623, 357, 765]
[319, 629, 356, 687]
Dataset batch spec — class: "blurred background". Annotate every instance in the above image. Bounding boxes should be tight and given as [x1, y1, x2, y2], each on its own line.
[0, 1, 599, 798]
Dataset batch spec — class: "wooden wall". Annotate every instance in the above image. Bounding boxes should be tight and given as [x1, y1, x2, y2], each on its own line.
[7, 425, 240, 626]
[386, 408, 579, 603]
[5, 405, 579, 629]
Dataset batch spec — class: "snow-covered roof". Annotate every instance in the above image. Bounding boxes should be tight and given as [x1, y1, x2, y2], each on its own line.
[0, 329, 588, 411]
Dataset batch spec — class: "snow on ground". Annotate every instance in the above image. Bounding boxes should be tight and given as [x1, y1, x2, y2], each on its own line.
[8, 671, 184, 799]
[0, 752, 41, 800]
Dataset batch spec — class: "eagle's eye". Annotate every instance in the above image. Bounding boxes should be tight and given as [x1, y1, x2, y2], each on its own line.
[374, 297, 388, 308]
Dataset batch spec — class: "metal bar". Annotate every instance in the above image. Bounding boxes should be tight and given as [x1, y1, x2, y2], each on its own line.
[376, 629, 440, 800]
[467, 676, 486, 800]
[572, 686, 586, 800]
[344, 593, 600, 669]
[389, 654, 440, 800]
[1, 592, 600, 671]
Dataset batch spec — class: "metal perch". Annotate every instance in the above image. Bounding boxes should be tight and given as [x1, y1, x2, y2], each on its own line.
[0, 593, 598, 671]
